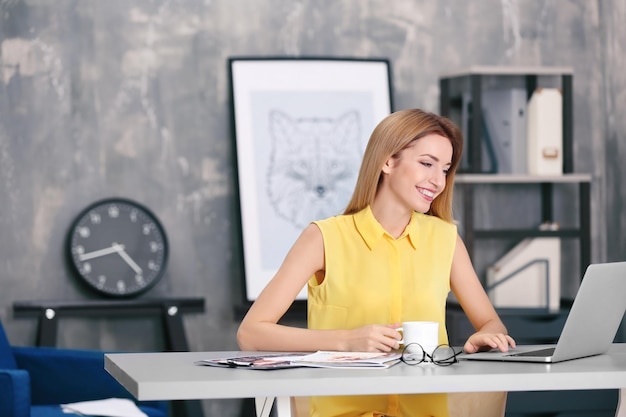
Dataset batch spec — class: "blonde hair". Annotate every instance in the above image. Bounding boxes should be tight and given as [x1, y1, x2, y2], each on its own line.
[343, 109, 463, 223]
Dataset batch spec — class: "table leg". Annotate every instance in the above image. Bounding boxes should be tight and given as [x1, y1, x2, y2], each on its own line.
[275, 397, 292, 417]
[255, 397, 275, 417]
[161, 304, 190, 351]
[617, 388, 626, 417]
[254, 397, 293, 417]
[160, 305, 205, 417]
[37, 308, 58, 347]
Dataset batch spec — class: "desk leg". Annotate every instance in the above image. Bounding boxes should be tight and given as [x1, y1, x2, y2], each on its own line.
[255, 397, 274, 417]
[275, 397, 292, 417]
[254, 397, 292, 417]
[617, 388, 626, 417]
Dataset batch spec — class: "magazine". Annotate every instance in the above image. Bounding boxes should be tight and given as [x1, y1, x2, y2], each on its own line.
[294, 351, 402, 369]
[196, 351, 402, 370]
[196, 353, 307, 369]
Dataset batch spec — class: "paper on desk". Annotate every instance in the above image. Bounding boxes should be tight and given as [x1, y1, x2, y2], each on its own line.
[197, 351, 401, 369]
[61, 397, 148, 417]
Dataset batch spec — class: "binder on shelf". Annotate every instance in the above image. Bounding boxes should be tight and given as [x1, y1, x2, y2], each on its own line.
[460, 89, 528, 173]
[527, 88, 563, 175]
[486, 237, 561, 311]
[482, 88, 528, 174]
[460, 92, 498, 173]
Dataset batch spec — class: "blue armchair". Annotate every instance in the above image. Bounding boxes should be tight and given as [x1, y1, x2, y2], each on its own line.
[0, 320, 169, 417]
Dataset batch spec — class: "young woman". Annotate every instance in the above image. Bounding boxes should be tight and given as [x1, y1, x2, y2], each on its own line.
[237, 108, 515, 417]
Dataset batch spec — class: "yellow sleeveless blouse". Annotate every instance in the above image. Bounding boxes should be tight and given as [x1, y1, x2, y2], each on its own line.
[308, 206, 457, 417]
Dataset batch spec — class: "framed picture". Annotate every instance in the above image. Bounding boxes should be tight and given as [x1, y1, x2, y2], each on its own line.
[229, 57, 393, 302]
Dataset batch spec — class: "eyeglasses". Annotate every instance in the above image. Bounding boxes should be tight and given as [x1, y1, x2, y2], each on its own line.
[401, 343, 461, 366]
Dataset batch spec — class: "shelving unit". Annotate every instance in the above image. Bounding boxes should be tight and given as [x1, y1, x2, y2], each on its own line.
[455, 173, 591, 278]
[438, 66, 588, 284]
[439, 68, 615, 417]
[13, 298, 207, 417]
[439, 66, 574, 174]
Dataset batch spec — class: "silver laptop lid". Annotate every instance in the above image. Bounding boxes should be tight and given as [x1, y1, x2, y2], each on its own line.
[551, 261, 626, 361]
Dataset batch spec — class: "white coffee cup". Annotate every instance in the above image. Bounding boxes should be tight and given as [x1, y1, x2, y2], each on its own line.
[397, 321, 439, 355]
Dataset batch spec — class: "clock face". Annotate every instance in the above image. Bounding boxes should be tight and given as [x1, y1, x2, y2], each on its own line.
[67, 198, 168, 297]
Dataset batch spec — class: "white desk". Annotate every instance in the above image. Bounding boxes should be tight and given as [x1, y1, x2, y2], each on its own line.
[105, 344, 626, 417]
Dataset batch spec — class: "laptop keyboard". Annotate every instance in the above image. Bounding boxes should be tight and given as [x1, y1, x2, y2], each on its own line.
[508, 347, 556, 357]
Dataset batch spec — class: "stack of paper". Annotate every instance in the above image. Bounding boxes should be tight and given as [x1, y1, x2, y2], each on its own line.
[61, 398, 148, 417]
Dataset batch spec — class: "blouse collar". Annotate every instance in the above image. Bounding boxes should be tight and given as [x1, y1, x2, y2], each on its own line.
[354, 205, 420, 251]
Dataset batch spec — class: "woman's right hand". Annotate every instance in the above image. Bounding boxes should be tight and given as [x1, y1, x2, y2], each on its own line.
[344, 323, 402, 352]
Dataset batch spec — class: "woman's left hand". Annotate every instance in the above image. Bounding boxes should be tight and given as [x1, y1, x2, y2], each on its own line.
[463, 332, 516, 353]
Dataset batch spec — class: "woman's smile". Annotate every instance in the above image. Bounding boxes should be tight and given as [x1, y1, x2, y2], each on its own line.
[417, 187, 436, 201]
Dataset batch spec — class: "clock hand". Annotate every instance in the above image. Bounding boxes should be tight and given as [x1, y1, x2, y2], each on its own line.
[114, 244, 143, 275]
[78, 244, 125, 262]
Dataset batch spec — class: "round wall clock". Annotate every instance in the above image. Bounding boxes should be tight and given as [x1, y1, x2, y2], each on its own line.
[67, 198, 169, 298]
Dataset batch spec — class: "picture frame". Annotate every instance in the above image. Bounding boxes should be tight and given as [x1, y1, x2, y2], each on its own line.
[229, 57, 393, 303]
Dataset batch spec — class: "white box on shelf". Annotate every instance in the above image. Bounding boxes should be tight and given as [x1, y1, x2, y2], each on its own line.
[486, 237, 561, 311]
[527, 88, 563, 175]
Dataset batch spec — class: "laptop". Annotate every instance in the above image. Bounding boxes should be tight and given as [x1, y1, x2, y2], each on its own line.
[460, 261, 626, 363]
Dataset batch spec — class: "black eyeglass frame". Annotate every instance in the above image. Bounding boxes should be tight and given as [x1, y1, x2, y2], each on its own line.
[400, 343, 461, 366]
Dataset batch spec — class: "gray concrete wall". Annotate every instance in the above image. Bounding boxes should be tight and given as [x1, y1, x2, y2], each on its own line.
[1, 1, 624, 415]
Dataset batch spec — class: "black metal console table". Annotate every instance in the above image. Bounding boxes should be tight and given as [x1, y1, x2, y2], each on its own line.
[13, 297, 206, 417]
